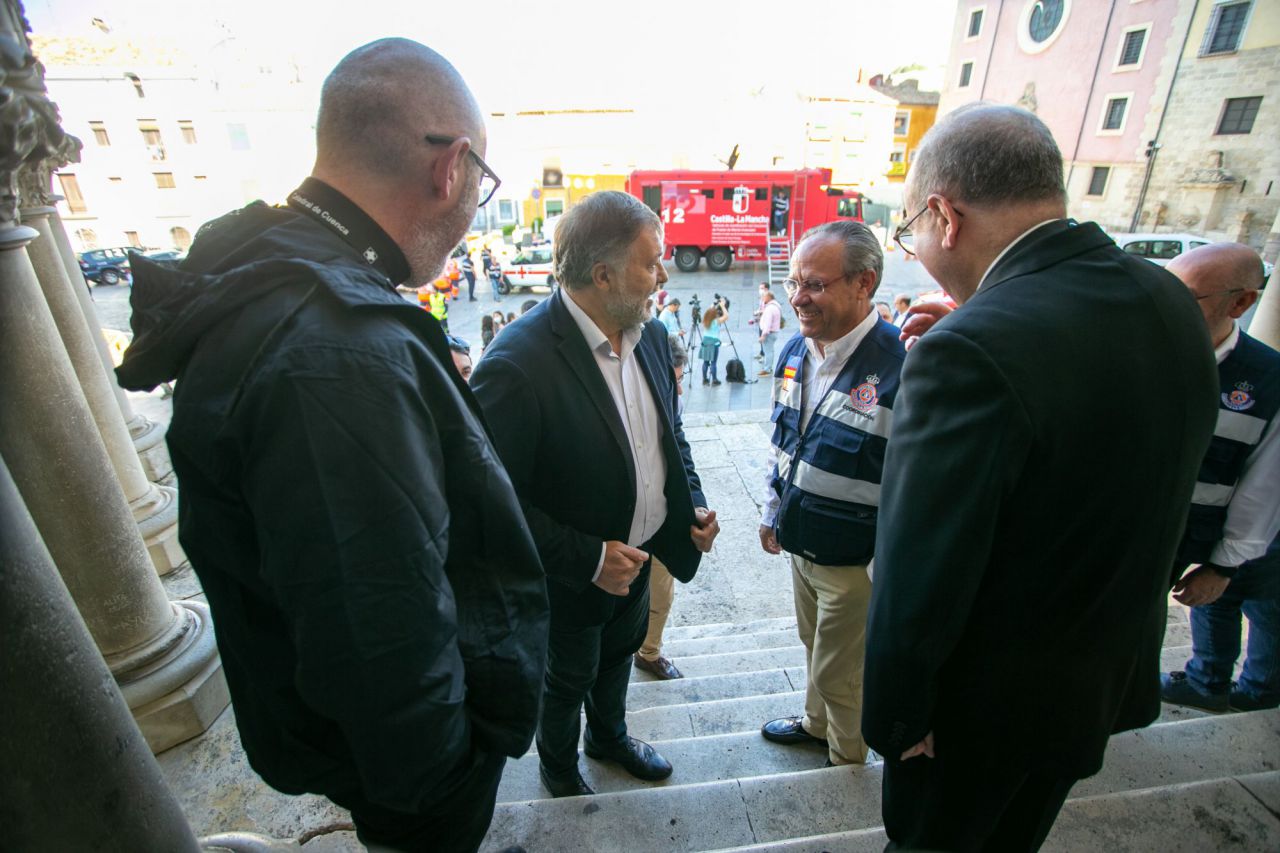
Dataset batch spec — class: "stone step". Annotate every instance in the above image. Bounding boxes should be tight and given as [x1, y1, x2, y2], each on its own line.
[704, 771, 1280, 852]
[482, 710, 1280, 851]
[625, 690, 808, 743]
[631, 645, 807, 684]
[659, 627, 802, 660]
[661, 616, 798, 643]
[498, 729, 829, 804]
[626, 667, 801, 712]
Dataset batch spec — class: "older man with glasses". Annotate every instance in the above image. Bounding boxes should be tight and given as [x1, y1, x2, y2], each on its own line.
[756, 220, 906, 768]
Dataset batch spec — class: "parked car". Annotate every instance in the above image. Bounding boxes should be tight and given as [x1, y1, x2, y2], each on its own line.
[1112, 233, 1210, 267]
[505, 246, 556, 292]
[1112, 232, 1273, 281]
[142, 249, 186, 263]
[78, 247, 133, 285]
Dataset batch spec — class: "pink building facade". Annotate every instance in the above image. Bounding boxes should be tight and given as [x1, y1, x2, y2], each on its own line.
[935, 0, 1280, 248]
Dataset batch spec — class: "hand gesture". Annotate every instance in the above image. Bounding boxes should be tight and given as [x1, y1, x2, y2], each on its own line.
[899, 302, 953, 350]
[759, 524, 781, 555]
[1172, 564, 1232, 607]
[595, 541, 648, 597]
[690, 507, 720, 553]
[900, 731, 935, 761]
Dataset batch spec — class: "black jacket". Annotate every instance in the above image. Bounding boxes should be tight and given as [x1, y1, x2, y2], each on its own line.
[470, 289, 706, 626]
[863, 221, 1218, 778]
[117, 182, 548, 813]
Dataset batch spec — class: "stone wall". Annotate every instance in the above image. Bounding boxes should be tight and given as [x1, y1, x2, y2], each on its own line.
[1137, 44, 1280, 249]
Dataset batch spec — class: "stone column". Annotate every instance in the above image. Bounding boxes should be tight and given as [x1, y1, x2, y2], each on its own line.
[0, 451, 202, 850]
[46, 202, 174, 482]
[20, 204, 186, 574]
[1250, 208, 1280, 350]
[0, 217, 227, 753]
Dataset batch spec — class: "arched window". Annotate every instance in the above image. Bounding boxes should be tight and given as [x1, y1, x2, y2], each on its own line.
[170, 226, 192, 250]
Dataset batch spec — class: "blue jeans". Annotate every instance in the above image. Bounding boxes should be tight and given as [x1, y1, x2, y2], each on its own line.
[701, 339, 721, 382]
[1184, 550, 1280, 704]
[761, 332, 777, 373]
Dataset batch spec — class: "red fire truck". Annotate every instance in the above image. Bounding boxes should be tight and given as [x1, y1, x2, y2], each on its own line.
[625, 168, 864, 273]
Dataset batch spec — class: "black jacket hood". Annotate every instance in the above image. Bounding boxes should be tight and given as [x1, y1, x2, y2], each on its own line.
[117, 202, 403, 392]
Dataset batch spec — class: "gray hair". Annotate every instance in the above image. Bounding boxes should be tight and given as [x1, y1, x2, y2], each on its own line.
[553, 191, 662, 290]
[909, 103, 1065, 207]
[667, 333, 688, 370]
[797, 220, 884, 295]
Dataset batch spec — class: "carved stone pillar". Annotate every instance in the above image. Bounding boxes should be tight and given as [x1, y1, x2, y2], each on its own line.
[0, 216, 228, 752]
[0, 451, 202, 850]
[1251, 206, 1280, 351]
[21, 203, 186, 574]
[47, 202, 174, 482]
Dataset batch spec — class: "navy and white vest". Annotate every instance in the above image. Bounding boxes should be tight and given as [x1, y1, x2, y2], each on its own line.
[1177, 330, 1280, 565]
[769, 321, 906, 566]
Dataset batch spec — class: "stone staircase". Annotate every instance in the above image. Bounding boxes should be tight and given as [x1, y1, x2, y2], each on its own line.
[471, 613, 1280, 852]
[157, 412, 1280, 850]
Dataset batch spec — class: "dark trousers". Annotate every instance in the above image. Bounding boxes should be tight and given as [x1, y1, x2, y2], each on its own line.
[335, 750, 506, 853]
[882, 749, 1076, 852]
[464, 271, 476, 299]
[537, 564, 651, 776]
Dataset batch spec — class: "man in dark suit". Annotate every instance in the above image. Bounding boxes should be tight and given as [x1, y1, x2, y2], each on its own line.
[862, 104, 1220, 851]
[472, 191, 720, 798]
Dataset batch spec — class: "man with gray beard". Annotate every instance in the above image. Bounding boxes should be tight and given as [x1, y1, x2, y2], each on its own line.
[118, 39, 546, 852]
[472, 191, 720, 797]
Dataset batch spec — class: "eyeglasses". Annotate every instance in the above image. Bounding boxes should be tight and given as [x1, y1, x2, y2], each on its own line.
[893, 203, 964, 256]
[782, 272, 852, 296]
[1194, 287, 1251, 301]
[424, 134, 501, 207]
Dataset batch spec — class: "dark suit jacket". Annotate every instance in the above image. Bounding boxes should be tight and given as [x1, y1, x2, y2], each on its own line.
[863, 220, 1219, 778]
[471, 289, 706, 625]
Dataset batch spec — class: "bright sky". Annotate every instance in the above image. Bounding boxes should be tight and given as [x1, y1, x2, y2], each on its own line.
[26, 0, 960, 110]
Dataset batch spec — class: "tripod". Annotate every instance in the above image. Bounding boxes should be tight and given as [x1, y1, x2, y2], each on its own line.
[719, 318, 757, 384]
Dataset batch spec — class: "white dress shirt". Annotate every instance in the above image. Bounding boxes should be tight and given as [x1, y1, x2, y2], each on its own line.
[1210, 322, 1280, 567]
[563, 292, 669, 578]
[761, 308, 881, 527]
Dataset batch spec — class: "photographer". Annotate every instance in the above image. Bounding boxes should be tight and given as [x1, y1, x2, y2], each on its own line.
[699, 298, 729, 385]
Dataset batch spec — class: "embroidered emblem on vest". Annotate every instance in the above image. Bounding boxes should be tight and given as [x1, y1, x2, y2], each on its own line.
[850, 373, 880, 411]
[363, 247, 379, 264]
[1223, 380, 1255, 412]
[782, 355, 802, 393]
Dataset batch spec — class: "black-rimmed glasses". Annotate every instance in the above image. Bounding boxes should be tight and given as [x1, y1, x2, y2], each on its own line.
[894, 204, 964, 256]
[425, 134, 501, 207]
[1194, 288, 1251, 301]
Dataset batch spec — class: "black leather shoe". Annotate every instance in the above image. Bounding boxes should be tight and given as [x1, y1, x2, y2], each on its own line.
[583, 735, 673, 781]
[539, 763, 595, 797]
[634, 653, 684, 680]
[761, 716, 828, 746]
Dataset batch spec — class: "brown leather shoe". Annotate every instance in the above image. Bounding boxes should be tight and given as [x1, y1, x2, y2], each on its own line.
[633, 653, 683, 680]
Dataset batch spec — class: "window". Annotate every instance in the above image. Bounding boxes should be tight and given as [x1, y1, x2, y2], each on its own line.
[178, 120, 197, 144]
[124, 231, 142, 248]
[544, 199, 564, 218]
[57, 173, 87, 212]
[108, 176, 123, 183]
[1123, 240, 1150, 257]
[1101, 96, 1129, 131]
[809, 123, 831, 142]
[154, 172, 176, 189]
[755, 188, 768, 201]
[137, 120, 162, 146]
[700, 189, 714, 199]
[497, 199, 516, 221]
[1117, 28, 1147, 67]
[893, 111, 910, 136]
[1200, 1, 1251, 56]
[171, 227, 192, 250]
[75, 228, 99, 249]
[968, 8, 984, 38]
[959, 61, 974, 88]
[227, 123, 251, 151]
[1217, 96, 1261, 134]
[722, 188, 734, 201]
[1087, 166, 1110, 196]
[889, 150, 905, 163]
[124, 72, 144, 98]
[89, 121, 110, 146]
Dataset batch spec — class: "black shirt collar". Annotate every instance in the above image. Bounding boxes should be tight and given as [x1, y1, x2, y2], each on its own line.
[287, 177, 411, 285]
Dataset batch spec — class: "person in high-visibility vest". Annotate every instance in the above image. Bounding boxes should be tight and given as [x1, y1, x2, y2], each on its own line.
[425, 280, 450, 332]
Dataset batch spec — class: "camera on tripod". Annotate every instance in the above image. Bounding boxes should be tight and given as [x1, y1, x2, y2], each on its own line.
[689, 293, 702, 326]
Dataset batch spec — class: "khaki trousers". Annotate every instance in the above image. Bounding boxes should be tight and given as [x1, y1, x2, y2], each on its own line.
[638, 557, 676, 661]
[790, 552, 872, 765]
